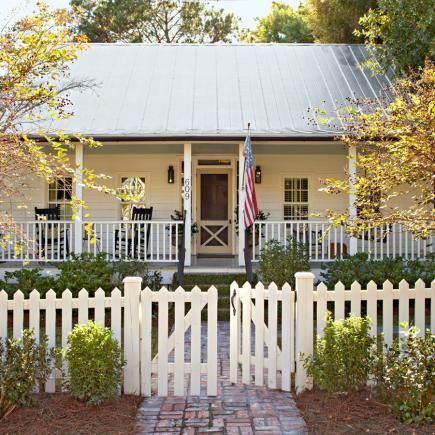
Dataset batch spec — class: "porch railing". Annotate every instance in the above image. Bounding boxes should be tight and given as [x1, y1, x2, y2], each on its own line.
[83, 220, 183, 262]
[0, 221, 74, 262]
[251, 221, 434, 262]
[0, 220, 183, 263]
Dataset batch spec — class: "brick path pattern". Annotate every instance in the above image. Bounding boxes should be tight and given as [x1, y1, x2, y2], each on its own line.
[136, 322, 306, 434]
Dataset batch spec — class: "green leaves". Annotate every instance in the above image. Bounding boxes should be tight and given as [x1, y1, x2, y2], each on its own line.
[71, 0, 239, 43]
[258, 237, 310, 288]
[64, 321, 124, 406]
[0, 330, 56, 418]
[303, 313, 376, 392]
[358, 0, 434, 73]
[242, 2, 313, 43]
[374, 327, 435, 423]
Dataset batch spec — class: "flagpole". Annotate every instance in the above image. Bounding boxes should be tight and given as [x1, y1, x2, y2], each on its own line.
[243, 123, 254, 284]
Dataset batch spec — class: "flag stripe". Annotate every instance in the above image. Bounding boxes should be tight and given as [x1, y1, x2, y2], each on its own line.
[242, 135, 258, 230]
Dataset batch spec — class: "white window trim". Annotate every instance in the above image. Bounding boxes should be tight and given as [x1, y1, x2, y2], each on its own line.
[283, 176, 309, 221]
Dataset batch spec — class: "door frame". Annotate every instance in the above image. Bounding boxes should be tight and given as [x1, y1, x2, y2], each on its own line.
[193, 157, 236, 256]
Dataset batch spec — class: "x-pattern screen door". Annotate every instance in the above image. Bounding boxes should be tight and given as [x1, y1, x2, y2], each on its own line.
[198, 173, 232, 254]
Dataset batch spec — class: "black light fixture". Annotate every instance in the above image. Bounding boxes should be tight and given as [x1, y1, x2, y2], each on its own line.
[168, 165, 175, 184]
[255, 166, 262, 184]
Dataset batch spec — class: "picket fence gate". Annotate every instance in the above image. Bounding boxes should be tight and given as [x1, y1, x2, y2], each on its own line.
[229, 273, 435, 393]
[0, 277, 218, 397]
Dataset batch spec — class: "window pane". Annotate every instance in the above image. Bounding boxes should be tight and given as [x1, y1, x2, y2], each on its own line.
[284, 177, 309, 221]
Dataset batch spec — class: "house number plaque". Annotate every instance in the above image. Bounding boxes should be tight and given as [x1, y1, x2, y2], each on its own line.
[184, 178, 191, 200]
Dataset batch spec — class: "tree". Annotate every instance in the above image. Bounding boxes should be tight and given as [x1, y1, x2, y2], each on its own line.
[358, 0, 435, 73]
[242, 2, 313, 43]
[321, 61, 435, 238]
[71, 0, 239, 43]
[0, 5, 117, 251]
[303, 0, 377, 43]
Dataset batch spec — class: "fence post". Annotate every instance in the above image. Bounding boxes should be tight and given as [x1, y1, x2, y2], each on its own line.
[295, 272, 314, 394]
[123, 276, 142, 395]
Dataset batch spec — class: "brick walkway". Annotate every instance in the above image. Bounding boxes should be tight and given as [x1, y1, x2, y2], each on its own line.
[136, 322, 306, 434]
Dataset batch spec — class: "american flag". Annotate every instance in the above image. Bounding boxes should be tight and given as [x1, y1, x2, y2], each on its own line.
[242, 134, 258, 230]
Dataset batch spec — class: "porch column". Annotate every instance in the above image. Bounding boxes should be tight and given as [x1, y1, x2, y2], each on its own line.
[74, 142, 83, 254]
[184, 143, 192, 266]
[238, 142, 245, 266]
[348, 144, 357, 255]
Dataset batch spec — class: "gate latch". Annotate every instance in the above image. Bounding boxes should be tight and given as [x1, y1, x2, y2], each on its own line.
[231, 289, 237, 316]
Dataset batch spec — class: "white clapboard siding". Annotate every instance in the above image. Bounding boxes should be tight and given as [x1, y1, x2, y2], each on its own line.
[0, 287, 127, 394]
[143, 285, 218, 397]
[230, 281, 296, 391]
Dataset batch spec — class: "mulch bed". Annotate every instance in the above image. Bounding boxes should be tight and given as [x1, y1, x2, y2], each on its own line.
[295, 388, 435, 435]
[0, 394, 142, 435]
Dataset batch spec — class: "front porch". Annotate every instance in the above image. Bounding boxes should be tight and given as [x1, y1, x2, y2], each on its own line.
[1, 142, 433, 269]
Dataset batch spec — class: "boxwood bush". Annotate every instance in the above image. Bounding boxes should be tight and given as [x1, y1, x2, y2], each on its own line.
[0, 330, 56, 418]
[321, 253, 435, 288]
[303, 313, 376, 392]
[64, 321, 124, 406]
[374, 327, 434, 424]
[258, 237, 310, 288]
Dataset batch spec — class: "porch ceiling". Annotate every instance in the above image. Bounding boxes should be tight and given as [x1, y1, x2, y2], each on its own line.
[24, 44, 392, 139]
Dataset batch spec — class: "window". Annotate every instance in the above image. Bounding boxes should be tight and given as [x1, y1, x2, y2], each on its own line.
[48, 177, 73, 219]
[119, 176, 146, 219]
[284, 178, 309, 220]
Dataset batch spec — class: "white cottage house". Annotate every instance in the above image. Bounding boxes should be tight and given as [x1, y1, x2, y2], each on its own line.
[2, 44, 433, 274]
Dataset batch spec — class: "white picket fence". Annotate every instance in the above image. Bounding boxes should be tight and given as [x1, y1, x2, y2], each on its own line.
[230, 274, 435, 393]
[1, 275, 434, 397]
[0, 277, 217, 397]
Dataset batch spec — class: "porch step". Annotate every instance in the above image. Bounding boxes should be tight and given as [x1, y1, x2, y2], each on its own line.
[173, 273, 257, 287]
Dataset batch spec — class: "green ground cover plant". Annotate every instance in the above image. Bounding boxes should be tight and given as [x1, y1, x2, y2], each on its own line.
[64, 321, 124, 406]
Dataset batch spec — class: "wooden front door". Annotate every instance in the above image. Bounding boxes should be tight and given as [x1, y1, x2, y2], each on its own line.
[197, 172, 232, 254]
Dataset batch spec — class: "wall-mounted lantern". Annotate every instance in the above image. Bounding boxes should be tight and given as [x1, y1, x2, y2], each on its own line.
[168, 165, 175, 184]
[255, 166, 262, 184]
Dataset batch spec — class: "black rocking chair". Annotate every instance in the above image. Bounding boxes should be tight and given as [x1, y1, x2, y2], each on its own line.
[34, 206, 70, 258]
[114, 206, 153, 259]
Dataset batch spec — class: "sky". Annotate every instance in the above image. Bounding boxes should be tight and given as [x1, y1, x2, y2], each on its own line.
[0, 0, 302, 30]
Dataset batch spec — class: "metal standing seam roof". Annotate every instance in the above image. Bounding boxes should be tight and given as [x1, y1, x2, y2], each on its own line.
[38, 43, 392, 139]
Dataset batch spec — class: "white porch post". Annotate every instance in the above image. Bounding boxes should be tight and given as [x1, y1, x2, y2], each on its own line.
[238, 142, 245, 266]
[74, 143, 83, 254]
[184, 143, 192, 266]
[348, 144, 357, 255]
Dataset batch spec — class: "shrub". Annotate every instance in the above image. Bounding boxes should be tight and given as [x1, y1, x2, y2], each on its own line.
[56, 252, 113, 296]
[374, 326, 434, 424]
[64, 321, 124, 406]
[0, 330, 56, 418]
[111, 259, 162, 291]
[303, 313, 376, 392]
[258, 237, 310, 288]
[321, 253, 435, 288]
[1, 268, 57, 297]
